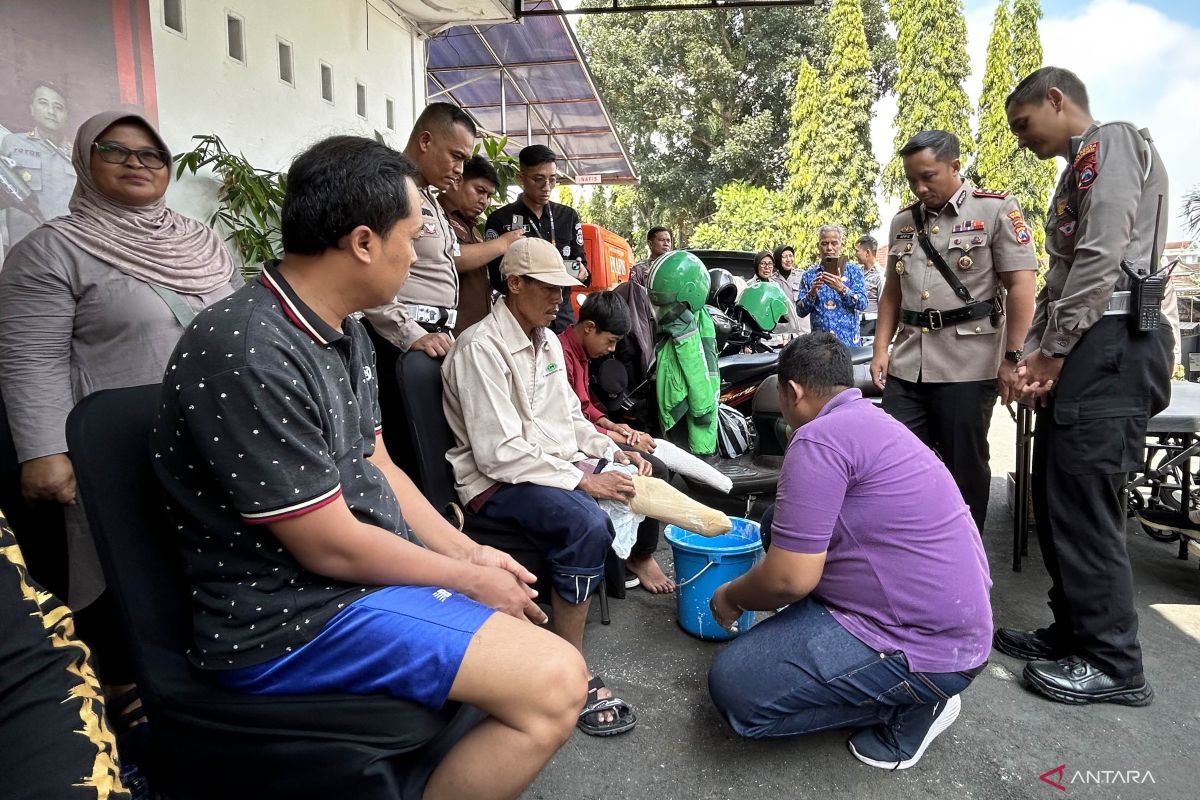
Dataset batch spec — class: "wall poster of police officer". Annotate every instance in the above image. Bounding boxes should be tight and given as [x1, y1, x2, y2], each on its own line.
[0, 0, 157, 258]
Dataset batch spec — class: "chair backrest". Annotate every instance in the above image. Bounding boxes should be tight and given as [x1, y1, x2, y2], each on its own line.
[394, 352, 459, 515]
[65, 385, 200, 709]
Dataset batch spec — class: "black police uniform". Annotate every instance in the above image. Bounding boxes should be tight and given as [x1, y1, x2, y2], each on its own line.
[484, 198, 586, 333]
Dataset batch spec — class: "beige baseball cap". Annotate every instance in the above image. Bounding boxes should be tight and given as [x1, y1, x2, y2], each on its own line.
[499, 237, 583, 287]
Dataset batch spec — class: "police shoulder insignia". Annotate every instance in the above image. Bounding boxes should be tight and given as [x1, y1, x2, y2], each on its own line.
[899, 199, 920, 213]
[1007, 210, 1032, 246]
[1074, 141, 1100, 191]
[1073, 140, 1100, 169]
[973, 188, 1010, 199]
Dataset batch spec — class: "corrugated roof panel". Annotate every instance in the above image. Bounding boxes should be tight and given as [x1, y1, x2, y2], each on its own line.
[425, 0, 636, 184]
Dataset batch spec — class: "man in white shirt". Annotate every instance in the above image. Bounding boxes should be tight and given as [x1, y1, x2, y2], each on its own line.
[442, 237, 650, 736]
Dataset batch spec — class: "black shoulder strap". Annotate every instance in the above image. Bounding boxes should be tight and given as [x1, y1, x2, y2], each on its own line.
[911, 204, 975, 304]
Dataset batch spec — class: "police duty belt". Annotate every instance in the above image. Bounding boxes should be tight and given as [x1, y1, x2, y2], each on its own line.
[903, 204, 998, 330]
[406, 303, 457, 329]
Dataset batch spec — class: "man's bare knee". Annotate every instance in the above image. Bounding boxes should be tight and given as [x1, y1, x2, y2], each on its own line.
[526, 638, 588, 745]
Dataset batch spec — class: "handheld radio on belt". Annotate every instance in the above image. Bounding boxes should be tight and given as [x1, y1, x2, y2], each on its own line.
[1120, 194, 1172, 333]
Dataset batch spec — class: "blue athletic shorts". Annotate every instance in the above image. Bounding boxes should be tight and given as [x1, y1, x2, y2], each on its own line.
[217, 585, 495, 709]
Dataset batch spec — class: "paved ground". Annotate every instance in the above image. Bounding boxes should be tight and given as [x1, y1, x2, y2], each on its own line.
[525, 411, 1199, 800]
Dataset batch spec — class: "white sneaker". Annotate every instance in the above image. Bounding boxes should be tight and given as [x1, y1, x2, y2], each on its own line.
[848, 694, 962, 770]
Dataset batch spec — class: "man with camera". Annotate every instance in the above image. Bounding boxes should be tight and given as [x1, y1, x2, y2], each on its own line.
[795, 225, 868, 347]
[484, 145, 588, 334]
[871, 130, 1037, 532]
[998, 67, 1172, 707]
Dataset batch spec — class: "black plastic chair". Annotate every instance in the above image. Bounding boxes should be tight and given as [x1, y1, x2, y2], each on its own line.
[66, 385, 482, 800]
[394, 351, 617, 623]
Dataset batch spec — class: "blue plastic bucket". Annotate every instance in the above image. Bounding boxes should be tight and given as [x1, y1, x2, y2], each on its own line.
[665, 517, 763, 641]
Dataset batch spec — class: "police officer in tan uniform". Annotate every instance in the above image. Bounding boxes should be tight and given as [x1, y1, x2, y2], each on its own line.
[363, 102, 475, 359]
[0, 82, 74, 246]
[872, 130, 1037, 531]
[994, 67, 1172, 707]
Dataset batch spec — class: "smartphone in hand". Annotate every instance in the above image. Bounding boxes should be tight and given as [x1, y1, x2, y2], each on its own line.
[821, 255, 846, 275]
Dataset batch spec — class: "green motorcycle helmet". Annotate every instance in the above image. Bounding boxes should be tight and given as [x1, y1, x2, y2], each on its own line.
[739, 281, 790, 334]
[647, 250, 711, 314]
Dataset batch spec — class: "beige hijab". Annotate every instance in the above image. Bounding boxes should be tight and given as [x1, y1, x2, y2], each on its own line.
[43, 110, 235, 294]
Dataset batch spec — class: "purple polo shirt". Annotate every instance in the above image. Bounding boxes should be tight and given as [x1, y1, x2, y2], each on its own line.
[772, 388, 992, 673]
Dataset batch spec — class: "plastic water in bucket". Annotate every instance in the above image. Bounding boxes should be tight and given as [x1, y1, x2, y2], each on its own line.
[665, 517, 763, 641]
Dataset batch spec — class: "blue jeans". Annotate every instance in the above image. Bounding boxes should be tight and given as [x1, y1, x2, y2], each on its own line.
[708, 598, 981, 739]
[479, 482, 613, 604]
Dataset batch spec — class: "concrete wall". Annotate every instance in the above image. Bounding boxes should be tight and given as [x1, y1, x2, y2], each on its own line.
[150, 0, 425, 224]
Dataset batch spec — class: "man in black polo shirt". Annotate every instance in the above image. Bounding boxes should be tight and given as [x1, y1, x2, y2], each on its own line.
[152, 136, 586, 800]
[484, 145, 587, 333]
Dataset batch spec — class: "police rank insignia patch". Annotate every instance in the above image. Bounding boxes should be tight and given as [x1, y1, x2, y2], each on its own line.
[1074, 141, 1099, 191]
[1007, 210, 1032, 245]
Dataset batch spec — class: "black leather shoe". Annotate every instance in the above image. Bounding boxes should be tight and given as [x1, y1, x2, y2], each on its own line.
[1023, 656, 1154, 706]
[993, 627, 1067, 661]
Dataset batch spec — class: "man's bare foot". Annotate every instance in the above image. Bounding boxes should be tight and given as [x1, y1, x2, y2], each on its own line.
[625, 555, 675, 594]
[583, 675, 615, 726]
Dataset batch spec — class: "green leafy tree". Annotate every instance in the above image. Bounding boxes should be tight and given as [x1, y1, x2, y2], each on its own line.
[555, 184, 575, 208]
[883, 0, 973, 199]
[1008, 0, 1057, 252]
[690, 183, 790, 251]
[807, 0, 879, 243]
[1185, 184, 1200, 235]
[780, 58, 827, 256]
[972, 0, 1014, 190]
[577, 1, 896, 236]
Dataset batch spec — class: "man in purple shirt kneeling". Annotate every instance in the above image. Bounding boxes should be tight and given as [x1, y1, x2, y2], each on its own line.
[708, 332, 993, 770]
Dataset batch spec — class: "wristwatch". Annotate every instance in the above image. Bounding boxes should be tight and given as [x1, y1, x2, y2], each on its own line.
[1003, 349, 1023, 363]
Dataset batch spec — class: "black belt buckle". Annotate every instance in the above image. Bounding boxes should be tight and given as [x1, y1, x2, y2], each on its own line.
[925, 308, 943, 331]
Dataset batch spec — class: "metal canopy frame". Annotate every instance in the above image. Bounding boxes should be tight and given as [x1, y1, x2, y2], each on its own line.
[426, 0, 638, 184]
[513, 0, 816, 16]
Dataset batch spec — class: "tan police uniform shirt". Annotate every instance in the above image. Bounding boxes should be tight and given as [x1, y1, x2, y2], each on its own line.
[441, 297, 618, 506]
[770, 269, 811, 336]
[1028, 122, 1168, 357]
[1, 130, 75, 245]
[362, 185, 458, 351]
[886, 181, 1038, 383]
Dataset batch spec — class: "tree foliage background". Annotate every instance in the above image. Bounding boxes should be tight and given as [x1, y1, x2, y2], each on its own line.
[576, 0, 1055, 256]
[577, 0, 896, 245]
[972, 0, 1055, 256]
[881, 0, 973, 200]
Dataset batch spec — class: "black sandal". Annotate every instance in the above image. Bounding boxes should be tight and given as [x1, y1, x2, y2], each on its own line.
[577, 676, 636, 737]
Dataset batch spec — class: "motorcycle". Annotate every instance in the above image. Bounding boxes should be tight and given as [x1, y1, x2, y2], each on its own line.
[595, 263, 877, 507]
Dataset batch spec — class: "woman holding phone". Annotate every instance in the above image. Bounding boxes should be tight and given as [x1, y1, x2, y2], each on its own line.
[795, 224, 868, 346]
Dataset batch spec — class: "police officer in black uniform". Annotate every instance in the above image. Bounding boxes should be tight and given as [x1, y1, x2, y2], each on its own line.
[996, 67, 1172, 707]
[484, 145, 587, 333]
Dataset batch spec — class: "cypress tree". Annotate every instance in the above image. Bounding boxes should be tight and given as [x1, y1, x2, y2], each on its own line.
[883, 0, 974, 199]
[973, 0, 1015, 191]
[812, 0, 880, 241]
[1008, 0, 1057, 253]
[781, 58, 825, 256]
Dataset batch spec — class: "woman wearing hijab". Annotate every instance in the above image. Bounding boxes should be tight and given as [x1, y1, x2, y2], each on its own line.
[746, 251, 774, 285]
[0, 111, 240, 741]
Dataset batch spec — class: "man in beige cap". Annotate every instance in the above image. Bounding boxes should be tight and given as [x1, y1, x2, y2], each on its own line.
[443, 237, 649, 737]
